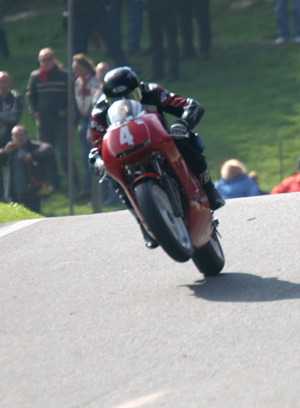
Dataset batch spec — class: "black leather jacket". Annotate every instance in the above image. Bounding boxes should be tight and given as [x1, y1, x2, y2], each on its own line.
[26, 66, 68, 118]
[90, 82, 204, 150]
[0, 90, 24, 147]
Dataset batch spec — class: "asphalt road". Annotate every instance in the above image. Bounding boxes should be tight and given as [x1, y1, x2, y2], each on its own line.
[1, 192, 300, 408]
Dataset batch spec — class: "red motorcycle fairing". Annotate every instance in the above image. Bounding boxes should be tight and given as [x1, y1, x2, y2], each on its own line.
[102, 112, 175, 186]
[102, 112, 212, 250]
[104, 117, 151, 158]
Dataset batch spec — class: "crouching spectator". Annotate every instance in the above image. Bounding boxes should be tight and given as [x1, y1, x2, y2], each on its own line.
[271, 157, 300, 194]
[0, 125, 59, 213]
[215, 159, 260, 199]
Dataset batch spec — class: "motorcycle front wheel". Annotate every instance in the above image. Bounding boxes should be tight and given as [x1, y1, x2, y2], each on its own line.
[134, 179, 193, 262]
[192, 228, 225, 276]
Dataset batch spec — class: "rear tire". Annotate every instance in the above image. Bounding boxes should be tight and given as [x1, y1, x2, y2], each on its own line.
[134, 179, 193, 262]
[192, 229, 225, 276]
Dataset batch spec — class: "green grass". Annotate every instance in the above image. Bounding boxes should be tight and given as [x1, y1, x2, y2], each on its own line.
[0, 202, 44, 223]
[1, 0, 300, 221]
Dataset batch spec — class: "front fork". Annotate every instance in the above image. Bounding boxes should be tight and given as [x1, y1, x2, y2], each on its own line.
[154, 154, 183, 218]
[113, 153, 183, 220]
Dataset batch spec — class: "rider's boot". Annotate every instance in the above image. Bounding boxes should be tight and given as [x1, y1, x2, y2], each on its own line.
[172, 137, 225, 211]
[199, 169, 225, 211]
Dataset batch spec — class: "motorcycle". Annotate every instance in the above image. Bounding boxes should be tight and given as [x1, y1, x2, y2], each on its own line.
[101, 99, 225, 276]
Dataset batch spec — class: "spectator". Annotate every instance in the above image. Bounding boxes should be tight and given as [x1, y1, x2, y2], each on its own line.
[248, 170, 270, 195]
[0, 26, 9, 58]
[140, 11, 153, 56]
[62, 3, 102, 52]
[0, 71, 24, 200]
[91, 61, 111, 109]
[175, 0, 212, 59]
[271, 157, 300, 194]
[72, 53, 98, 200]
[90, 61, 120, 206]
[144, 0, 179, 82]
[175, 0, 195, 60]
[274, 0, 300, 43]
[108, 0, 143, 54]
[72, 0, 128, 67]
[215, 159, 260, 199]
[26, 47, 79, 189]
[0, 125, 58, 213]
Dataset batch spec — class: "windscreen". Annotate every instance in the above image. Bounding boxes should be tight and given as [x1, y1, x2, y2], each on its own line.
[107, 99, 144, 128]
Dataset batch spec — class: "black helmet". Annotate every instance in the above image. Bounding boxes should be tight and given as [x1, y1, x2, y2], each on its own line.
[102, 66, 140, 99]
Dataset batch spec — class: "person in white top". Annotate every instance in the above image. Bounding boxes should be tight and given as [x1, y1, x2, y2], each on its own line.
[90, 60, 119, 207]
[72, 53, 98, 199]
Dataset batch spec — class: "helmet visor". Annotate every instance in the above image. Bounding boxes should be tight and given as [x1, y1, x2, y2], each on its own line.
[107, 87, 142, 106]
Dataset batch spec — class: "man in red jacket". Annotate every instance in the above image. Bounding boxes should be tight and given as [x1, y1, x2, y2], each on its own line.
[26, 47, 78, 189]
[271, 157, 300, 194]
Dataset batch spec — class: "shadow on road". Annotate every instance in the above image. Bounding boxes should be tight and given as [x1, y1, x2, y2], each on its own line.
[183, 272, 300, 302]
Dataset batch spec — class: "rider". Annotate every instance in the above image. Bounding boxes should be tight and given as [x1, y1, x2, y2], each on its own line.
[89, 66, 225, 248]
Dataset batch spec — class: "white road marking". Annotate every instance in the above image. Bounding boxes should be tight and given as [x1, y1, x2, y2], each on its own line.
[0, 218, 43, 238]
[111, 391, 170, 408]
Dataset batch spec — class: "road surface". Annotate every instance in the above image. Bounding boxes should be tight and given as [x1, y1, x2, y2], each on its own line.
[1, 193, 300, 408]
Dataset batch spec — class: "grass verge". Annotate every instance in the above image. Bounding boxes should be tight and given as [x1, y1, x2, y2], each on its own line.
[0, 202, 44, 223]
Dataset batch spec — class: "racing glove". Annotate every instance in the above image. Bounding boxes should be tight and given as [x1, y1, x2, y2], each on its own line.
[88, 148, 106, 179]
[169, 119, 190, 138]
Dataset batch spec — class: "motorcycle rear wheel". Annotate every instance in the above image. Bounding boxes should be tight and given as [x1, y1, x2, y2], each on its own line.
[192, 229, 225, 276]
[134, 179, 193, 262]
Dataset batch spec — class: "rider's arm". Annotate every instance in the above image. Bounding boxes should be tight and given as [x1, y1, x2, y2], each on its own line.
[156, 85, 205, 130]
[89, 98, 109, 151]
[90, 115, 106, 151]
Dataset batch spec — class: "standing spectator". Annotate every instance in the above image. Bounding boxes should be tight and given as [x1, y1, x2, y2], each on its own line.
[26, 47, 78, 189]
[91, 61, 111, 108]
[90, 61, 119, 206]
[271, 157, 300, 193]
[0, 125, 58, 213]
[72, 53, 99, 200]
[175, 0, 195, 60]
[0, 26, 9, 58]
[175, 0, 211, 59]
[0, 71, 24, 200]
[144, 0, 179, 82]
[215, 159, 260, 199]
[274, 0, 300, 43]
[108, 0, 144, 54]
[62, 3, 102, 52]
[72, 0, 128, 67]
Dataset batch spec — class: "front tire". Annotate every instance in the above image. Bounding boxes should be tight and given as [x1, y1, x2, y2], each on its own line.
[134, 179, 193, 262]
[192, 228, 225, 276]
